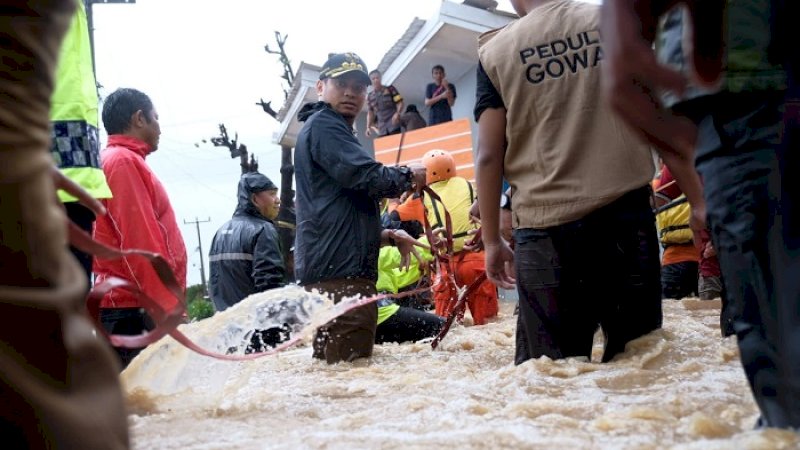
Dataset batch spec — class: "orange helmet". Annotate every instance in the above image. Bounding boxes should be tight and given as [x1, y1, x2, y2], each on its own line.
[421, 149, 456, 184]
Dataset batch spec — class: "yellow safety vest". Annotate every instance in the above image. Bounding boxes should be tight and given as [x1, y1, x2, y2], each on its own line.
[51, 0, 112, 202]
[375, 238, 434, 325]
[655, 195, 693, 246]
[423, 177, 477, 253]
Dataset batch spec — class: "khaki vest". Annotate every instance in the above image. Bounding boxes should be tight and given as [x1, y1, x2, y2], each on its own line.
[477, 0, 654, 228]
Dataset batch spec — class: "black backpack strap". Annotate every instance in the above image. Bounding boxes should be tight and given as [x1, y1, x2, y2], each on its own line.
[659, 224, 690, 237]
[430, 195, 444, 229]
[655, 195, 688, 213]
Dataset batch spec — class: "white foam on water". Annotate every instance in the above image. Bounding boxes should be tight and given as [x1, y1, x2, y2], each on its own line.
[122, 295, 800, 449]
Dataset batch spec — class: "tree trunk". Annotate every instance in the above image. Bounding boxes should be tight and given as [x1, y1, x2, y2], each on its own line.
[276, 145, 295, 281]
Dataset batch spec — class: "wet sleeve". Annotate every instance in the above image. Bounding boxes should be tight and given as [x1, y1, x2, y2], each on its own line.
[252, 223, 286, 292]
[312, 111, 413, 199]
[474, 61, 505, 122]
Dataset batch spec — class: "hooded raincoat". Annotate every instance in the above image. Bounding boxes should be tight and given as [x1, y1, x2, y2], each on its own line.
[208, 173, 286, 311]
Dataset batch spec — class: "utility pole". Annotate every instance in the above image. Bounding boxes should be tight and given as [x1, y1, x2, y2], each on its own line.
[184, 217, 211, 296]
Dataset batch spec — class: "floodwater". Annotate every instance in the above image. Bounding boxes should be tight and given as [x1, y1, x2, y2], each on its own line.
[122, 286, 800, 449]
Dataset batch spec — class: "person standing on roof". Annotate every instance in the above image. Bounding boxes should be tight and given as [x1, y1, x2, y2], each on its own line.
[400, 104, 427, 132]
[424, 65, 457, 126]
[366, 69, 404, 137]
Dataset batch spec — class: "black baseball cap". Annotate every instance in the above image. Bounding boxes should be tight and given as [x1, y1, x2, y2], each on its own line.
[319, 52, 370, 85]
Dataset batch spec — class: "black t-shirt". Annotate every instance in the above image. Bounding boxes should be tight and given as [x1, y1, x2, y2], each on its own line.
[473, 62, 505, 122]
[425, 82, 457, 125]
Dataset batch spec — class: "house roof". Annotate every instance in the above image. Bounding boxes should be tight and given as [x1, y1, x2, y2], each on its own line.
[273, 62, 321, 148]
[273, 1, 515, 148]
[375, 18, 427, 75]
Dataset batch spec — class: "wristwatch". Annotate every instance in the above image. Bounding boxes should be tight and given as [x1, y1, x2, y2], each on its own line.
[500, 193, 512, 210]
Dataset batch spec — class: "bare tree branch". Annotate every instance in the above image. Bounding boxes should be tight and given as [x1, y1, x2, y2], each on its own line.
[256, 98, 278, 119]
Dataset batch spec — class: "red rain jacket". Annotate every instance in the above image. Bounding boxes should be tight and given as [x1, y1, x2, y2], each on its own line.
[93, 135, 187, 310]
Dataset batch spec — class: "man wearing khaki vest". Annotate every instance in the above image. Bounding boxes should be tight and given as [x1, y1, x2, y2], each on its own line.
[475, 0, 662, 364]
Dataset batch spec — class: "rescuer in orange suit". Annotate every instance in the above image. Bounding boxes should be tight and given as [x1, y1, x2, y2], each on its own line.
[392, 150, 498, 324]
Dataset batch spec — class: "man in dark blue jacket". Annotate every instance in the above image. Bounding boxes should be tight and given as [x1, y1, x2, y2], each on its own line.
[209, 172, 286, 311]
[294, 52, 426, 364]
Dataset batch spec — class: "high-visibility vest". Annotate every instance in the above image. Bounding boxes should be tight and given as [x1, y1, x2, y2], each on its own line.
[655, 195, 693, 247]
[51, 0, 112, 202]
[375, 238, 434, 325]
[423, 177, 477, 253]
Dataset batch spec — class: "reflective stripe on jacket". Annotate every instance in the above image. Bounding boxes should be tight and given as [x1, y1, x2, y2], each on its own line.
[208, 174, 286, 311]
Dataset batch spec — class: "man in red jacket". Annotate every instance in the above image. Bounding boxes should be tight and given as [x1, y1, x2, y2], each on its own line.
[94, 88, 188, 369]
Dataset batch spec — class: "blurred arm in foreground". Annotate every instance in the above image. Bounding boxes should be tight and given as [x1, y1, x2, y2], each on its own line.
[0, 1, 129, 448]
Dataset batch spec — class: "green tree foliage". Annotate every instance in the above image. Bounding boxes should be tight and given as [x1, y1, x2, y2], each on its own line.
[186, 283, 214, 321]
[188, 298, 215, 322]
[186, 284, 206, 302]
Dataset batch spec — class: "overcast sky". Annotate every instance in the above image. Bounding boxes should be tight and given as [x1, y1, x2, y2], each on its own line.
[92, 0, 597, 286]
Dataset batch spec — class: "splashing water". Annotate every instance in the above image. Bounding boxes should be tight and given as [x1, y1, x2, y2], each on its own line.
[122, 295, 800, 450]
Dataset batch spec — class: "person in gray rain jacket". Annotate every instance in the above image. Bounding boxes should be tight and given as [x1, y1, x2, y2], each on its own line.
[209, 172, 286, 311]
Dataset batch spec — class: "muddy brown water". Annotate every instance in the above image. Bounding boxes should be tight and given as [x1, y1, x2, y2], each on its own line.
[122, 286, 799, 449]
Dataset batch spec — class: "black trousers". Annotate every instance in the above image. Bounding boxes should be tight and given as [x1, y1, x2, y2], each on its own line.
[678, 90, 800, 427]
[65, 201, 95, 286]
[305, 278, 378, 364]
[375, 306, 444, 344]
[661, 260, 699, 299]
[99, 308, 155, 370]
[513, 187, 662, 365]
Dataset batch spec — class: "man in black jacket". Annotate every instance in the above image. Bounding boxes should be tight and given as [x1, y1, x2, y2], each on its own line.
[209, 172, 286, 311]
[294, 52, 427, 364]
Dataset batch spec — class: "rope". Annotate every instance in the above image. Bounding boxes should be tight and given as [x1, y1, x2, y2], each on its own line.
[76, 220, 433, 360]
[417, 185, 489, 349]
